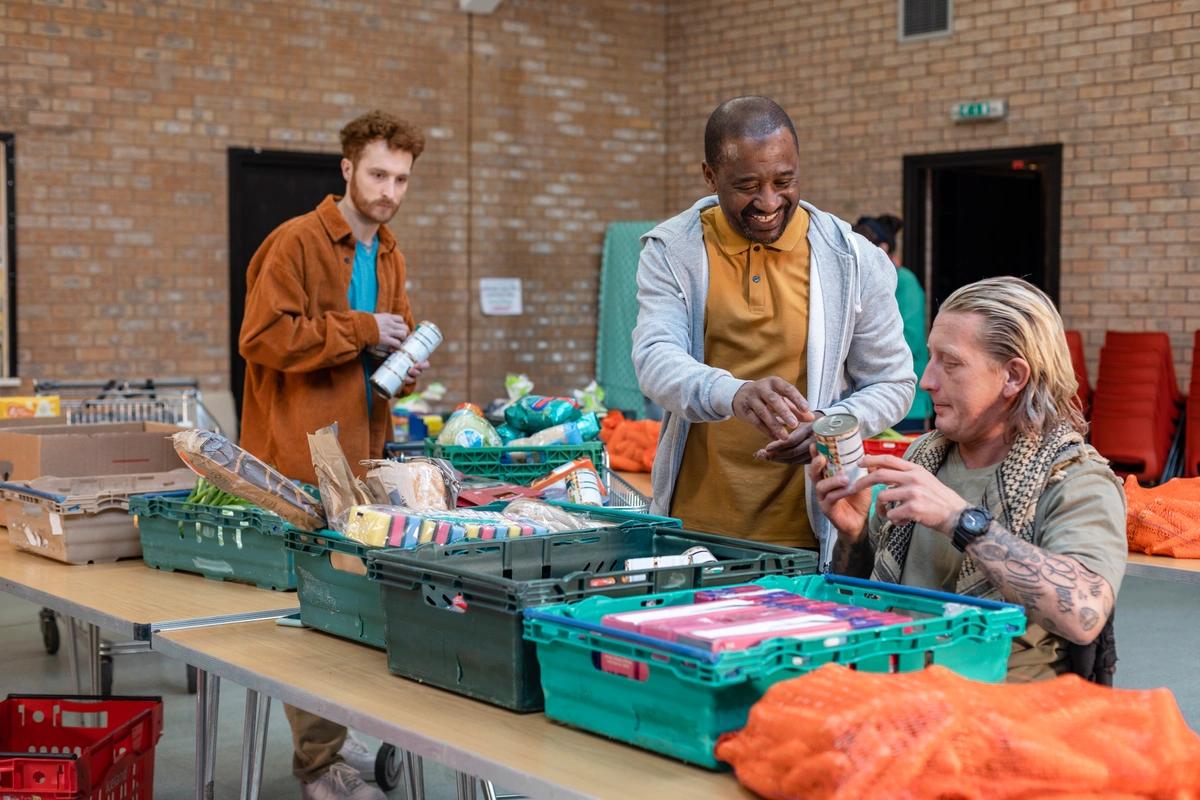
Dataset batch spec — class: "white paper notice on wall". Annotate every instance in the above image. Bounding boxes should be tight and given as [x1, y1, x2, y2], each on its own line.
[479, 277, 523, 316]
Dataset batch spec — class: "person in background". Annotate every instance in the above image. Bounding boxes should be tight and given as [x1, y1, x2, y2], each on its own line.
[240, 110, 427, 800]
[812, 277, 1125, 682]
[853, 214, 931, 431]
[632, 96, 914, 564]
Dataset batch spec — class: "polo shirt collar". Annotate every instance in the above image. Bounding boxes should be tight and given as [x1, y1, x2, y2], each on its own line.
[709, 203, 807, 256]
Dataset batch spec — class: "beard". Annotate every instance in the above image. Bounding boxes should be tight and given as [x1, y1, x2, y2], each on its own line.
[735, 199, 795, 245]
[349, 175, 399, 225]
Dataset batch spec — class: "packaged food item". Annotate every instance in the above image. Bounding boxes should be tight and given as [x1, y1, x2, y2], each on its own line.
[436, 405, 502, 448]
[494, 423, 521, 444]
[565, 468, 604, 506]
[361, 457, 457, 511]
[529, 457, 606, 494]
[171, 430, 326, 531]
[504, 395, 581, 434]
[501, 498, 599, 532]
[506, 413, 600, 448]
[814, 413, 866, 485]
[308, 424, 373, 531]
[370, 321, 443, 399]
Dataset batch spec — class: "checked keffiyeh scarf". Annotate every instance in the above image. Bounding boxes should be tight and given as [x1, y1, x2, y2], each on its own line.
[869, 420, 1103, 600]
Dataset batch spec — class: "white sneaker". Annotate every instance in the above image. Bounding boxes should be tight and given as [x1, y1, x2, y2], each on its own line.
[301, 763, 386, 800]
[337, 733, 376, 781]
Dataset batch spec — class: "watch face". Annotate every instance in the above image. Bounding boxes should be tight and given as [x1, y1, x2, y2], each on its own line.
[962, 508, 990, 534]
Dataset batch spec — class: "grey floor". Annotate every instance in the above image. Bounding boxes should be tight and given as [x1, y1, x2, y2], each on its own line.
[1, 574, 1197, 799]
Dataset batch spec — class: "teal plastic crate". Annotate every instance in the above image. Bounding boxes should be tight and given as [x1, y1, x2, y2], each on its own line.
[284, 529, 387, 649]
[368, 528, 819, 711]
[421, 438, 606, 482]
[130, 490, 296, 591]
[523, 573, 1026, 768]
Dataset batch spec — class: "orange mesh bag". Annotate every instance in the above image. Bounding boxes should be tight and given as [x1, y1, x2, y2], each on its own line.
[1125, 475, 1200, 558]
[715, 663, 1200, 800]
[599, 409, 660, 473]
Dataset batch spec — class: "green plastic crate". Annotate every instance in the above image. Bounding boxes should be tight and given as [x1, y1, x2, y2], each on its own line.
[421, 438, 606, 482]
[523, 574, 1027, 768]
[367, 527, 819, 712]
[130, 490, 296, 591]
[284, 529, 387, 649]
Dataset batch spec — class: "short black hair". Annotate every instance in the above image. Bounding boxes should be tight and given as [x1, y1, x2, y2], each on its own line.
[704, 96, 799, 169]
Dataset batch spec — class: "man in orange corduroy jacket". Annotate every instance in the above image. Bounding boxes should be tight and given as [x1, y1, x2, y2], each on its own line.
[238, 110, 427, 800]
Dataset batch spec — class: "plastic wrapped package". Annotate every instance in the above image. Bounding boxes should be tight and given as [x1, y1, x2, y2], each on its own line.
[437, 405, 502, 447]
[504, 395, 581, 434]
[362, 457, 458, 511]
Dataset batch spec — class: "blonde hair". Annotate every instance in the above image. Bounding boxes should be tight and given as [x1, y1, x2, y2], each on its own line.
[939, 276, 1086, 438]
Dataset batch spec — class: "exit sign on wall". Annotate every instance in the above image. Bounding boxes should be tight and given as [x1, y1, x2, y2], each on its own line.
[951, 99, 1007, 122]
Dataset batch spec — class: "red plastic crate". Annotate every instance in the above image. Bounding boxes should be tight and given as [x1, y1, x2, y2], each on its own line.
[0, 695, 162, 799]
[863, 437, 917, 458]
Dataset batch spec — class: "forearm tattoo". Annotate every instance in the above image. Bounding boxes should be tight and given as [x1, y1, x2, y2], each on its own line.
[830, 530, 874, 578]
[967, 524, 1113, 644]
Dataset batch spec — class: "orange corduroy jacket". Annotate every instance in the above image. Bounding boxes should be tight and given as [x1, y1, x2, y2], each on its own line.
[238, 195, 414, 484]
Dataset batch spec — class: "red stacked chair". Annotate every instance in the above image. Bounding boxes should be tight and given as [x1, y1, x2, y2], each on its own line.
[1065, 330, 1091, 419]
[1089, 331, 1182, 483]
[1186, 331, 1200, 477]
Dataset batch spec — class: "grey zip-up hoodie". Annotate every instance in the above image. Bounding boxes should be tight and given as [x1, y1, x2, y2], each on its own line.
[632, 195, 916, 566]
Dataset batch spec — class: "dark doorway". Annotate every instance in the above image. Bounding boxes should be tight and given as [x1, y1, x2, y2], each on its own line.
[902, 144, 1062, 314]
[228, 148, 343, 418]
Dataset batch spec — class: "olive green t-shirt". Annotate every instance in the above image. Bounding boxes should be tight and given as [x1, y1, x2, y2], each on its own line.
[876, 446, 1127, 682]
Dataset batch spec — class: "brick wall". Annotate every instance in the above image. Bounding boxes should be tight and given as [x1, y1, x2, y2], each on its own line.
[666, 0, 1200, 386]
[5, 0, 1197, 406]
[0, 0, 667, 407]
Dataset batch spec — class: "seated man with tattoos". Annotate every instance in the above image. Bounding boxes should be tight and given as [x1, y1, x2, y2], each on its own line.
[811, 277, 1126, 681]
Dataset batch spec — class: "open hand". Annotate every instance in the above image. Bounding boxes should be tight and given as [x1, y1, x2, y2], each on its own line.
[732, 377, 813, 442]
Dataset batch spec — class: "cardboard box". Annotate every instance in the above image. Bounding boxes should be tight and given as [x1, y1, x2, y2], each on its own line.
[0, 422, 184, 482]
[0, 396, 60, 419]
[0, 415, 66, 430]
[2, 469, 197, 564]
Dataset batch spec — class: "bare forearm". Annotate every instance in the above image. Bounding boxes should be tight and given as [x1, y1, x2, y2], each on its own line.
[830, 529, 874, 578]
[966, 526, 1113, 644]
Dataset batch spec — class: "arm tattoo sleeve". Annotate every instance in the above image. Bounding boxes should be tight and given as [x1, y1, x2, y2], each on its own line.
[830, 530, 874, 578]
[966, 524, 1113, 644]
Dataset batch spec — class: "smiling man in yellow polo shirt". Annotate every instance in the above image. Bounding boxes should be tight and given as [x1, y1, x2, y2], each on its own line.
[633, 96, 914, 563]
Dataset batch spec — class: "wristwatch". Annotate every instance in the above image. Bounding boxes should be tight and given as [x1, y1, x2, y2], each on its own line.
[952, 506, 993, 552]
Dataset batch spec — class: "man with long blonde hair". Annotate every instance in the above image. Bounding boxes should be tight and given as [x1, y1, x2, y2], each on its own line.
[812, 277, 1126, 681]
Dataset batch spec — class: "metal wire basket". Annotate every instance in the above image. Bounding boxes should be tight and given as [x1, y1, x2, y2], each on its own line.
[33, 378, 221, 432]
[600, 451, 651, 513]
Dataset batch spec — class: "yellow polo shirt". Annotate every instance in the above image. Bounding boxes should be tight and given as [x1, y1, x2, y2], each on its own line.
[670, 205, 815, 548]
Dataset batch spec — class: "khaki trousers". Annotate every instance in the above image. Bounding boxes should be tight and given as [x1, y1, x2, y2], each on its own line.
[284, 704, 347, 782]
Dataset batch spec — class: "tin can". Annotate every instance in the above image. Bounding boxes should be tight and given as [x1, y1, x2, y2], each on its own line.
[565, 467, 604, 506]
[813, 413, 866, 484]
[681, 545, 717, 565]
[370, 321, 443, 398]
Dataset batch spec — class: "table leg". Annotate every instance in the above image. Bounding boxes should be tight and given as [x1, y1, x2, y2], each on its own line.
[402, 750, 426, 800]
[86, 623, 101, 694]
[65, 615, 81, 694]
[194, 669, 220, 799]
[238, 689, 271, 800]
[455, 772, 479, 800]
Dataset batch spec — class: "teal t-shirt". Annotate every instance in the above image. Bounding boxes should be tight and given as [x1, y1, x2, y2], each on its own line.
[349, 237, 379, 414]
[895, 266, 932, 421]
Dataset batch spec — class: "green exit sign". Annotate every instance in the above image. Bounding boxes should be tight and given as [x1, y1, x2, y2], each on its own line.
[951, 99, 1007, 122]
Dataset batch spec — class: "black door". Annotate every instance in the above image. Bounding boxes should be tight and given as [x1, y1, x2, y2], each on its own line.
[903, 145, 1062, 313]
[228, 148, 343, 419]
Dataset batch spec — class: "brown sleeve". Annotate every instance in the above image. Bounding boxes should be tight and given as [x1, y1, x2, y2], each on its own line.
[239, 232, 378, 373]
[390, 250, 420, 395]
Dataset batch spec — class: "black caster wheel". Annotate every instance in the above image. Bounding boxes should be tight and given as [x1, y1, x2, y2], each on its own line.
[375, 743, 403, 792]
[100, 654, 114, 696]
[186, 664, 198, 694]
[39, 609, 59, 655]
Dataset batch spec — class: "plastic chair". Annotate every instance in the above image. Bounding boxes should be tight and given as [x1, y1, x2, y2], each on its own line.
[1104, 331, 1182, 405]
[1065, 330, 1090, 418]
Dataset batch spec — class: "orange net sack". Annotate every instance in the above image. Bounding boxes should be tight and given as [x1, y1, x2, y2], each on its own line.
[1125, 475, 1200, 558]
[599, 409, 660, 473]
[715, 664, 1200, 800]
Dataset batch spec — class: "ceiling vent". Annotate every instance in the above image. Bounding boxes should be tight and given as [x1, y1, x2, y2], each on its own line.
[900, 0, 952, 41]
